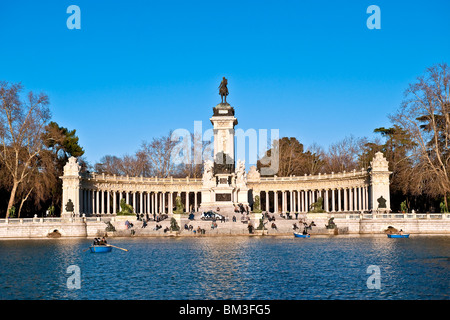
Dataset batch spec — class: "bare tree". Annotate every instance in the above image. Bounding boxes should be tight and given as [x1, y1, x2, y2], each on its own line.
[176, 132, 212, 178]
[392, 63, 450, 207]
[0, 82, 50, 217]
[138, 131, 179, 178]
[324, 135, 367, 173]
[304, 142, 325, 175]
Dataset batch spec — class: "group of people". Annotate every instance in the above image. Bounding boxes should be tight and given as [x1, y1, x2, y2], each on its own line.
[235, 203, 250, 214]
[93, 237, 107, 246]
[135, 212, 168, 223]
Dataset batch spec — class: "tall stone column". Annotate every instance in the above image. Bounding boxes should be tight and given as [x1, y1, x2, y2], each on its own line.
[370, 152, 392, 211]
[113, 191, 117, 214]
[186, 192, 189, 213]
[358, 187, 362, 211]
[107, 191, 110, 214]
[274, 191, 278, 213]
[164, 192, 167, 213]
[60, 157, 83, 218]
[194, 192, 198, 212]
[337, 189, 341, 212]
[331, 189, 335, 212]
[96, 191, 100, 214]
[91, 190, 95, 215]
[289, 190, 293, 213]
[344, 188, 348, 211]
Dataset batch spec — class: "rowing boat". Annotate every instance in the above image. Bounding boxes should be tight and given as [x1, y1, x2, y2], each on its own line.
[387, 234, 410, 238]
[294, 232, 310, 238]
[89, 245, 113, 253]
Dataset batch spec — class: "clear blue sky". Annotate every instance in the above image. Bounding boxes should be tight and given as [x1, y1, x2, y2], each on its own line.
[1, 0, 449, 166]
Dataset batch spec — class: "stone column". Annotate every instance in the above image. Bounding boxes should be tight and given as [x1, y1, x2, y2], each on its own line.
[91, 190, 95, 215]
[331, 189, 335, 212]
[274, 191, 278, 213]
[364, 187, 368, 211]
[343, 188, 347, 211]
[61, 157, 83, 217]
[358, 187, 362, 211]
[369, 152, 391, 211]
[302, 191, 306, 212]
[107, 191, 110, 214]
[349, 188, 353, 211]
[289, 190, 292, 213]
[194, 192, 198, 212]
[164, 192, 166, 213]
[153, 192, 156, 214]
[186, 192, 189, 213]
[95, 190, 99, 214]
[325, 189, 329, 212]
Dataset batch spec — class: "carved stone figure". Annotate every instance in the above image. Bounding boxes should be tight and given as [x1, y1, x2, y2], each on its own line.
[247, 166, 260, 180]
[202, 159, 215, 187]
[173, 196, 185, 214]
[325, 217, 336, 229]
[309, 197, 325, 213]
[63, 156, 80, 176]
[252, 195, 262, 213]
[235, 159, 246, 186]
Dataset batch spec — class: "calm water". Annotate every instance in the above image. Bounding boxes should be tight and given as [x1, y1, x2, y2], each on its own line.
[0, 236, 448, 300]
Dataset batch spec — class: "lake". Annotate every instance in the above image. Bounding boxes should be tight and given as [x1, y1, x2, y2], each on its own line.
[0, 235, 448, 300]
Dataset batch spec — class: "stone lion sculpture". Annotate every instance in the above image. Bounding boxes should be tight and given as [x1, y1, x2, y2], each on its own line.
[309, 197, 325, 213]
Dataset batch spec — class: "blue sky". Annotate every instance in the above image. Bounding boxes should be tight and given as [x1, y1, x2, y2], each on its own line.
[1, 0, 449, 167]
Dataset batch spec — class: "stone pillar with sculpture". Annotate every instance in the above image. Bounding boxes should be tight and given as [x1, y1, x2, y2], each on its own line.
[60, 156, 82, 218]
[369, 151, 392, 212]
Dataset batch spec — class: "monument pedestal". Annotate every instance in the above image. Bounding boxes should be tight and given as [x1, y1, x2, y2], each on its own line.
[199, 174, 236, 215]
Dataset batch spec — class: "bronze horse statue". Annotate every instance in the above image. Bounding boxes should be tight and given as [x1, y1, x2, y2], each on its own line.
[219, 77, 229, 104]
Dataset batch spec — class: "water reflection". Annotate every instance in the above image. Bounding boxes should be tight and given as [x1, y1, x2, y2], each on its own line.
[0, 236, 448, 300]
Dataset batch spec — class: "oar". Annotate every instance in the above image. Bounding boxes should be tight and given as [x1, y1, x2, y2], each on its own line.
[107, 244, 128, 252]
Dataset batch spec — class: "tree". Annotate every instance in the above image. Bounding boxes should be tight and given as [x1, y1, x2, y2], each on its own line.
[40, 121, 85, 216]
[391, 63, 450, 209]
[304, 143, 325, 175]
[42, 121, 84, 160]
[0, 81, 50, 217]
[138, 131, 179, 178]
[324, 135, 367, 173]
[257, 137, 307, 176]
[257, 137, 327, 176]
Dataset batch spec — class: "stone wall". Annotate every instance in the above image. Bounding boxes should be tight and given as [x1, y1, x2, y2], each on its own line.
[0, 218, 106, 238]
[0, 215, 448, 238]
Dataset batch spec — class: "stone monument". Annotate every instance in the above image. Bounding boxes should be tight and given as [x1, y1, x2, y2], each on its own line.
[199, 78, 249, 214]
[61, 156, 81, 218]
[369, 152, 392, 212]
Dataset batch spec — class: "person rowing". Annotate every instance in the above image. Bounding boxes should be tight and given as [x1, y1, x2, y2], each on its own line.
[93, 237, 108, 246]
